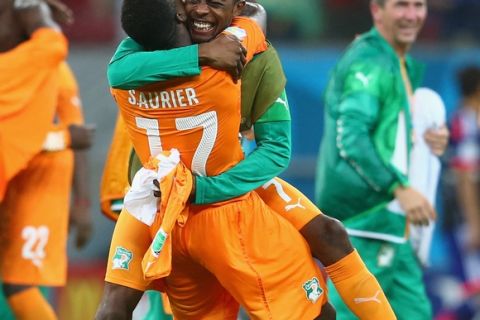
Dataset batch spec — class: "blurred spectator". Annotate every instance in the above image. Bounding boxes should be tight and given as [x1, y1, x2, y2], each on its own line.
[421, 0, 480, 43]
[57, 0, 116, 42]
[438, 64, 480, 320]
[449, 66, 480, 255]
[257, 0, 480, 43]
[323, 0, 371, 41]
[259, 0, 325, 40]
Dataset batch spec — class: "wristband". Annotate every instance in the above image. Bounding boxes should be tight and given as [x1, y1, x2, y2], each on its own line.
[42, 129, 69, 151]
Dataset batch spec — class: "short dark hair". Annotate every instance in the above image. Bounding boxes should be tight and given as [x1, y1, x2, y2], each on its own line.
[457, 66, 480, 97]
[121, 0, 177, 50]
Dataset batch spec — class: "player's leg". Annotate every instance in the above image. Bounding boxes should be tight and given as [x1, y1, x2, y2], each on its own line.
[3, 285, 56, 320]
[1, 152, 73, 320]
[327, 236, 399, 320]
[257, 177, 352, 263]
[185, 192, 328, 320]
[96, 209, 153, 319]
[257, 177, 396, 319]
[163, 230, 240, 320]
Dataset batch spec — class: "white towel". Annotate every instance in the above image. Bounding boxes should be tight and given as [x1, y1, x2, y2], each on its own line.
[123, 149, 180, 226]
[408, 88, 445, 266]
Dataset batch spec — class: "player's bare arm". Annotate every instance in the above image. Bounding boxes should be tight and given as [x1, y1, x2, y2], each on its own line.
[70, 149, 93, 249]
[198, 34, 246, 81]
[69, 124, 95, 248]
[68, 124, 96, 150]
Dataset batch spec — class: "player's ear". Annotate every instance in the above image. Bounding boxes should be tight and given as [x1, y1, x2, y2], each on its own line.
[233, 0, 246, 16]
[176, 12, 186, 23]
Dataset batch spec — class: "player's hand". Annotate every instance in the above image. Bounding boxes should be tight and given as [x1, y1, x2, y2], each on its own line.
[69, 200, 93, 249]
[44, 0, 74, 25]
[153, 179, 161, 198]
[14, 1, 60, 34]
[424, 125, 449, 156]
[69, 124, 95, 150]
[198, 33, 246, 82]
[394, 186, 436, 226]
[153, 177, 196, 202]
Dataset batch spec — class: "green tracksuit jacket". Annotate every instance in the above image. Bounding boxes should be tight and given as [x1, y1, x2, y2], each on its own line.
[315, 27, 424, 242]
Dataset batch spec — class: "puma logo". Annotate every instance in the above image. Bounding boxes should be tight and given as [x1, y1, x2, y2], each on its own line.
[353, 290, 381, 304]
[145, 261, 154, 273]
[276, 97, 289, 110]
[285, 198, 306, 211]
[355, 72, 370, 87]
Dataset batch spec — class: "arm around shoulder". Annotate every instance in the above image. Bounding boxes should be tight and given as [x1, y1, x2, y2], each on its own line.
[107, 38, 201, 89]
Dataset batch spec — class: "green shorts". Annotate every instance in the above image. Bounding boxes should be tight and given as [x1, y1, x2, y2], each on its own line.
[328, 236, 432, 320]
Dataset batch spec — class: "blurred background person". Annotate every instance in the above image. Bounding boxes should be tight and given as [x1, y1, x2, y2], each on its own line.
[0, 0, 94, 318]
[450, 66, 480, 254]
[315, 0, 449, 318]
[434, 64, 480, 320]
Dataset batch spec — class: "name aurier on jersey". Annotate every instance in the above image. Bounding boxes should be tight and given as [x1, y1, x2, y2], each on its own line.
[127, 88, 199, 109]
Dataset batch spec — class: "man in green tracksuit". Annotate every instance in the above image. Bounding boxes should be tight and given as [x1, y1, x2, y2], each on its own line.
[315, 0, 449, 319]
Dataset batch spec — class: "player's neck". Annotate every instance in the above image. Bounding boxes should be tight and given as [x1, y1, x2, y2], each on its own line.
[375, 26, 411, 58]
[0, 12, 27, 52]
[174, 25, 192, 48]
[392, 44, 410, 59]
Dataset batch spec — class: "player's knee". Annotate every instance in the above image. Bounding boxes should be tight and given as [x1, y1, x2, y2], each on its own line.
[302, 214, 349, 246]
[320, 215, 350, 245]
[300, 215, 353, 264]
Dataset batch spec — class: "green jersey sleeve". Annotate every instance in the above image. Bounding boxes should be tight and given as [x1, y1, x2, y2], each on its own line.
[107, 37, 201, 89]
[194, 98, 291, 204]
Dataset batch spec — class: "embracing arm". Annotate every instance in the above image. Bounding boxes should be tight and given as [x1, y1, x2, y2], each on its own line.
[107, 38, 200, 89]
[194, 94, 291, 204]
[108, 35, 247, 89]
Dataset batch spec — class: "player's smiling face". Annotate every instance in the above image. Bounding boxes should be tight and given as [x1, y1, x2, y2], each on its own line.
[372, 0, 427, 55]
[183, 0, 245, 43]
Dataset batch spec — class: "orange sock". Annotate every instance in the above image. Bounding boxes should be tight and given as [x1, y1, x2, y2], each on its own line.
[324, 250, 396, 320]
[7, 287, 57, 320]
